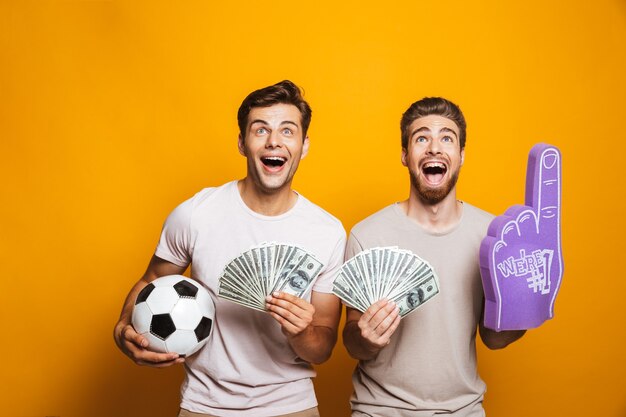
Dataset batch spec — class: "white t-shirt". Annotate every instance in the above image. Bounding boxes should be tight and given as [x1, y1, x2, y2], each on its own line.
[155, 181, 346, 416]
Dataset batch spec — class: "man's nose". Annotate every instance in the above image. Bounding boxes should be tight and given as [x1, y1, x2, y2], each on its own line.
[266, 131, 282, 148]
[427, 139, 442, 154]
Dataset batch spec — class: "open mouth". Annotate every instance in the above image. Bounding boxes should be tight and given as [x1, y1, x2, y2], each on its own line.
[261, 156, 286, 169]
[422, 162, 447, 184]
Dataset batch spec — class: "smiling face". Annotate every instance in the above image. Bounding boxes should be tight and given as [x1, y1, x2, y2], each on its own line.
[402, 115, 464, 205]
[238, 103, 309, 194]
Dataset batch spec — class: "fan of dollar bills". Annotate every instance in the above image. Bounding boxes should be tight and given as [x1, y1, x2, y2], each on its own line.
[332, 247, 440, 317]
[218, 242, 324, 311]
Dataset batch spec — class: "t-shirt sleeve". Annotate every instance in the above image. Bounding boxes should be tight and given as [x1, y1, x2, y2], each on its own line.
[345, 231, 365, 260]
[154, 198, 194, 267]
[311, 232, 346, 294]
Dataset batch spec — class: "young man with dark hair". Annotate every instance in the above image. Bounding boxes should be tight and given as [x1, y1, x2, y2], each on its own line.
[114, 80, 345, 417]
[342, 97, 525, 417]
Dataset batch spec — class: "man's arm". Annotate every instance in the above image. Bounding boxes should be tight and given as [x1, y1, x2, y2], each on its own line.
[265, 291, 341, 364]
[342, 299, 401, 361]
[478, 305, 526, 350]
[113, 255, 188, 367]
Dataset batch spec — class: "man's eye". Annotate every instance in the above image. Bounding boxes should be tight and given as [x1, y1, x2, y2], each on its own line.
[282, 128, 293, 135]
[256, 127, 268, 134]
[442, 136, 453, 142]
[416, 136, 427, 143]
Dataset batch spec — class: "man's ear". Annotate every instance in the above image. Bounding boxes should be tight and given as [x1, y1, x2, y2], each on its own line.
[300, 136, 310, 160]
[401, 147, 408, 167]
[238, 134, 245, 156]
[461, 148, 465, 166]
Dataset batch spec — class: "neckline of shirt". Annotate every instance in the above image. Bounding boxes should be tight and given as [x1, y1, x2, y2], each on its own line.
[391, 201, 466, 237]
[230, 180, 303, 221]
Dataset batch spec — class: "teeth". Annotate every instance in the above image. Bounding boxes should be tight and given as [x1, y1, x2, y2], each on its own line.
[263, 156, 286, 161]
[424, 162, 445, 168]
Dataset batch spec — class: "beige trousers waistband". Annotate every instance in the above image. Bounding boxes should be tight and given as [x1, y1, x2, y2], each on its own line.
[178, 406, 320, 417]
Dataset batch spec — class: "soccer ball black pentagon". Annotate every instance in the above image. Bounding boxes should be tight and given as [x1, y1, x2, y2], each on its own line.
[132, 275, 215, 357]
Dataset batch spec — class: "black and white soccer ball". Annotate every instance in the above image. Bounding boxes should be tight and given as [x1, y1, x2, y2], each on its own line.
[131, 275, 215, 357]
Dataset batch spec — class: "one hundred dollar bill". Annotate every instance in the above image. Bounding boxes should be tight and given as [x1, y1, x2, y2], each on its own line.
[218, 243, 325, 311]
[333, 247, 440, 315]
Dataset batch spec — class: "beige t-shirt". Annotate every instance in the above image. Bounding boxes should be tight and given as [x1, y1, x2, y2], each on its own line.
[346, 202, 493, 417]
[155, 181, 346, 417]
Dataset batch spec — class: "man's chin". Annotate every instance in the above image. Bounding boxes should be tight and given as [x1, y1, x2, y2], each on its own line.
[257, 176, 292, 194]
[410, 174, 458, 205]
[419, 190, 449, 204]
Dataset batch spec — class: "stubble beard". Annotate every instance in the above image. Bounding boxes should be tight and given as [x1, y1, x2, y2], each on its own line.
[409, 167, 460, 205]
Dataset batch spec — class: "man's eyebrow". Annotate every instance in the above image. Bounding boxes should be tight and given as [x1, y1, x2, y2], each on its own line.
[411, 126, 458, 138]
[249, 120, 299, 128]
[411, 126, 431, 137]
[279, 121, 299, 128]
[249, 119, 268, 126]
[440, 127, 458, 137]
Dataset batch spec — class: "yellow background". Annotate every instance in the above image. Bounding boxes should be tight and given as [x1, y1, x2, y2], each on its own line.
[1, 1, 625, 416]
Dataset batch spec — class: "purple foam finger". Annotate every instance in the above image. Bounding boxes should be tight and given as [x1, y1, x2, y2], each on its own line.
[479, 143, 564, 331]
[533, 145, 564, 322]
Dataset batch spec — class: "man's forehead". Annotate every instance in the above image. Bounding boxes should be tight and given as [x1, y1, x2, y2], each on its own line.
[410, 115, 459, 134]
[248, 103, 302, 126]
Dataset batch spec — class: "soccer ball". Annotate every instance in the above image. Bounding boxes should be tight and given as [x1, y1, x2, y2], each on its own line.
[131, 275, 215, 357]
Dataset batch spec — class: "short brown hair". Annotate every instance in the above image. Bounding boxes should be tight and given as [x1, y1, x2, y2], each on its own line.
[400, 97, 466, 150]
[237, 80, 312, 141]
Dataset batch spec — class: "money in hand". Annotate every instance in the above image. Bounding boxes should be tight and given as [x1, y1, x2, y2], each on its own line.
[333, 247, 439, 317]
[218, 243, 323, 311]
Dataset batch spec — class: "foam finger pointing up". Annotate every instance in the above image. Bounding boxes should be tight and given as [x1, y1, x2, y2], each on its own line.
[525, 144, 561, 231]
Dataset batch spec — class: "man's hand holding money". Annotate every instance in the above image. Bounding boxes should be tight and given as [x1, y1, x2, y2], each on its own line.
[344, 299, 401, 361]
[265, 291, 315, 338]
[359, 299, 401, 348]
